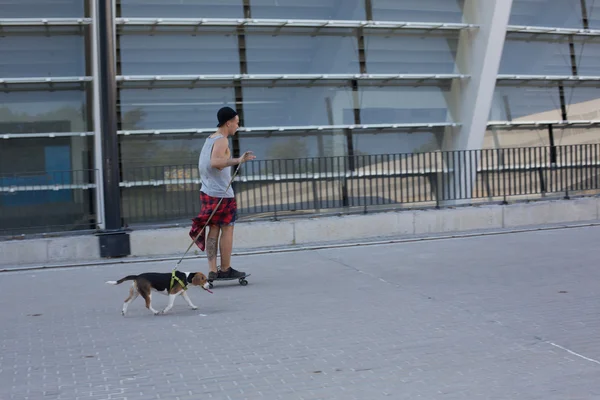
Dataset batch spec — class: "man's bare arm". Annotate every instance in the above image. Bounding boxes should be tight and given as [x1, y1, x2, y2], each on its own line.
[210, 137, 240, 170]
[209, 138, 255, 170]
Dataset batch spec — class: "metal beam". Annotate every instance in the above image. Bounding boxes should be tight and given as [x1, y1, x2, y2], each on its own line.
[90, 0, 106, 231]
[507, 24, 600, 36]
[115, 17, 477, 31]
[2, 132, 94, 139]
[497, 74, 600, 81]
[0, 18, 92, 26]
[96, 0, 130, 258]
[0, 184, 96, 193]
[0, 76, 92, 85]
[116, 73, 468, 84]
[487, 120, 600, 127]
[117, 122, 461, 137]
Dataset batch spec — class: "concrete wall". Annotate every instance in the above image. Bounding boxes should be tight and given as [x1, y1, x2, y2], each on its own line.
[1, 197, 599, 266]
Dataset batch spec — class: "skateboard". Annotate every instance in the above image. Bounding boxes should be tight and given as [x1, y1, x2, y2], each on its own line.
[208, 274, 251, 289]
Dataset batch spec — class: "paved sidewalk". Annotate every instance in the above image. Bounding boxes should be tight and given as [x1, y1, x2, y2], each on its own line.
[2, 226, 600, 400]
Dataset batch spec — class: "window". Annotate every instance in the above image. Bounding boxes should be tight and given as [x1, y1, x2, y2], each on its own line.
[245, 29, 359, 75]
[482, 126, 551, 149]
[119, 32, 240, 76]
[119, 87, 235, 130]
[119, 0, 244, 18]
[0, 90, 88, 133]
[489, 85, 562, 121]
[563, 86, 600, 120]
[241, 84, 355, 127]
[0, 0, 84, 18]
[499, 36, 573, 76]
[249, 0, 365, 20]
[364, 32, 459, 74]
[358, 83, 454, 124]
[509, 0, 584, 29]
[572, 38, 600, 76]
[352, 129, 443, 155]
[0, 34, 86, 78]
[371, 0, 465, 23]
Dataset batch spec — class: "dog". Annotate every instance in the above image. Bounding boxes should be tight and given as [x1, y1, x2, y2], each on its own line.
[105, 270, 211, 316]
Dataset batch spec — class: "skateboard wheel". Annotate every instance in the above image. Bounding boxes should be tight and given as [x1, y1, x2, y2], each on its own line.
[239, 279, 248, 286]
[208, 282, 214, 289]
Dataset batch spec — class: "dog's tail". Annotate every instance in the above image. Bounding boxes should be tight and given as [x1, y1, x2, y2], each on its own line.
[105, 275, 138, 285]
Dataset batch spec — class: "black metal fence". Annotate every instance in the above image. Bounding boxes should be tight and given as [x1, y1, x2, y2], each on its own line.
[2, 144, 600, 236]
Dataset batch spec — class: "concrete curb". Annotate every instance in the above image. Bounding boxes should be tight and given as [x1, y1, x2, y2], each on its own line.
[1, 196, 599, 267]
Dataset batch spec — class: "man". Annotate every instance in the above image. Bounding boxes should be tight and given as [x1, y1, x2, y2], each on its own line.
[189, 106, 256, 281]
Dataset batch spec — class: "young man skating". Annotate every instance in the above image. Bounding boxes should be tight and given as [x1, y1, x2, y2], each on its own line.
[189, 106, 256, 280]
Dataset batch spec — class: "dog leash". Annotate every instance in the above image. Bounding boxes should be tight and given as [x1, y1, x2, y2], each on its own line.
[174, 162, 243, 268]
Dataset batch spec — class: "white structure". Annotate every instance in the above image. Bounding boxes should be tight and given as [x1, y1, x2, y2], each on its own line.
[2, 0, 600, 236]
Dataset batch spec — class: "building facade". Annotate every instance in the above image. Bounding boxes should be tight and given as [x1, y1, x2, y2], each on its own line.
[2, 0, 600, 246]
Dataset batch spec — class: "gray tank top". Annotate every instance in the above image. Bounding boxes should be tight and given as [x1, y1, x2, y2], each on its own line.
[198, 134, 234, 198]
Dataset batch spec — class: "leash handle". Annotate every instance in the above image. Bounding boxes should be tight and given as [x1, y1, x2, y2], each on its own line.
[175, 162, 243, 266]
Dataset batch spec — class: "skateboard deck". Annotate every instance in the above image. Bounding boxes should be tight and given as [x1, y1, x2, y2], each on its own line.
[208, 274, 251, 288]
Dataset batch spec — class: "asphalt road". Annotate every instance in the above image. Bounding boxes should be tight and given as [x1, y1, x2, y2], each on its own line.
[2, 225, 600, 400]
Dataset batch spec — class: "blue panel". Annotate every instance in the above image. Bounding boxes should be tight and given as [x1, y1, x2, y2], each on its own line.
[44, 145, 72, 203]
[0, 145, 72, 206]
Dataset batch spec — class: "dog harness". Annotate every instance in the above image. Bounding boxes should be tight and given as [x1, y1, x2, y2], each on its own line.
[170, 269, 187, 291]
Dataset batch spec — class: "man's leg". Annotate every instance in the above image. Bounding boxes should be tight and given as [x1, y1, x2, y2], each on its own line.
[219, 224, 234, 270]
[206, 225, 220, 280]
[219, 224, 245, 278]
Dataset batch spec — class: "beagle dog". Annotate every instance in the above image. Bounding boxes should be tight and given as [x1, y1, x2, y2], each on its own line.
[105, 270, 211, 316]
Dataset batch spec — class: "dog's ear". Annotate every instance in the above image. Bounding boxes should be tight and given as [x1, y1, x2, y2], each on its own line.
[191, 273, 207, 286]
[186, 272, 196, 283]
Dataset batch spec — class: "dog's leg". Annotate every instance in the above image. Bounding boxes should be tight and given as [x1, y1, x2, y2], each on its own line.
[138, 281, 160, 315]
[161, 291, 182, 314]
[145, 293, 160, 315]
[122, 282, 139, 316]
[181, 291, 198, 310]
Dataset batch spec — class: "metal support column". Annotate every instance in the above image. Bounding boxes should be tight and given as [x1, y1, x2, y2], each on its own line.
[95, 0, 130, 258]
[90, 0, 105, 231]
[440, 0, 514, 205]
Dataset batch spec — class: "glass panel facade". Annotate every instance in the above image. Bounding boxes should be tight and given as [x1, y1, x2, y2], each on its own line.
[119, 87, 235, 130]
[242, 85, 354, 127]
[586, 2, 600, 30]
[0, 34, 86, 78]
[499, 37, 573, 75]
[509, 0, 584, 29]
[358, 84, 453, 124]
[364, 33, 459, 74]
[249, 0, 365, 20]
[5, 0, 600, 236]
[245, 30, 359, 75]
[563, 87, 600, 120]
[0, 90, 89, 133]
[119, 33, 240, 76]
[352, 129, 443, 155]
[482, 127, 551, 149]
[371, 0, 465, 23]
[119, 0, 244, 18]
[489, 86, 562, 121]
[0, 0, 84, 18]
[572, 38, 600, 76]
[120, 136, 203, 169]
[554, 127, 600, 145]
[240, 134, 332, 160]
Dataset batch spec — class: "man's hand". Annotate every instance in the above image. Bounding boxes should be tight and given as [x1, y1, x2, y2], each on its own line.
[238, 151, 256, 164]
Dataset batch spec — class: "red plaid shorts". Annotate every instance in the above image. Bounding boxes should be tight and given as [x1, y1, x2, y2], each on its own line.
[189, 192, 237, 251]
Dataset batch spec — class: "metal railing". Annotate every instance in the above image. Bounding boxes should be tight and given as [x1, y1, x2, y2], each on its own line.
[120, 144, 600, 225]
[2, 144, 600, 237]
